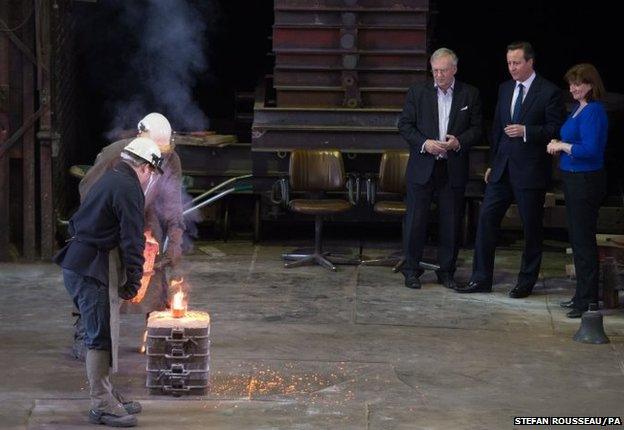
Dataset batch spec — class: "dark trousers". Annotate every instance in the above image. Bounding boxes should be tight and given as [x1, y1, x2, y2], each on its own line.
[63, 269, 111, 351]
[404, 160, 465, 276]
[471, 168, 545, 286]
[561, 169, 606, 310]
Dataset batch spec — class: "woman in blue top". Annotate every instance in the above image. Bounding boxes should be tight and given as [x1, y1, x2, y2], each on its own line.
[547, 63, 608, 318]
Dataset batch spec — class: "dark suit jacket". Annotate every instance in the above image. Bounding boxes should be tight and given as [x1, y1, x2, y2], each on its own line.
[398, 80, 483, 187]
[489, 75, 565, 189]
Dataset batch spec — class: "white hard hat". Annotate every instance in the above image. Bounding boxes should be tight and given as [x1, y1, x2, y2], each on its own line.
[137, 113, 172, 144]
[122, 137, 164, 173]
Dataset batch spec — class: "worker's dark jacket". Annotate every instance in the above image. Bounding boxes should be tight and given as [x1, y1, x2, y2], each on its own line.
[54, 161, 146, 291]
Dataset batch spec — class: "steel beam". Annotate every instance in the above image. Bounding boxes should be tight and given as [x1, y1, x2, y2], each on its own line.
[253, 106, 401, 127]
[274, 0, 429, 11]
[0, 119, 8, 261]
[274, 68, 425, 87]
[36, 0, 54, 259]
[275, 49, 427, 69]
[273, 27, 426, 51]
[275, 10, 427, 26]
[21, 0, 36, 260]
[0, 1, 10, 261]
[275, 86, 409, 108]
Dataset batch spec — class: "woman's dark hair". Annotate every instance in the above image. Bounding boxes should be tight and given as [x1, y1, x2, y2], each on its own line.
[564, 63, 606, 101]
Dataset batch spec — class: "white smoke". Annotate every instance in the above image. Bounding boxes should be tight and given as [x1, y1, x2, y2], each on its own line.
[107, 0, 213, 133]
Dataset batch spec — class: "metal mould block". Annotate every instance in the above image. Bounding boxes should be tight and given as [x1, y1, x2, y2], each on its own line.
[275, 10, 427, 27]
[273, 26, 426, 51]
[273, 68, 426, 87]
[146, 311, 210, 396]
[274, 0, 429, 11]
[274, 51, 428, 70]
[275, 86, 409, 108]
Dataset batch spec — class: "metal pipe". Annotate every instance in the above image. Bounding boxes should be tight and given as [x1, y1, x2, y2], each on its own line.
[163, 188, 238, 253]
[164, 182, 252, 252]
[184, 188, 236, 216]
[187, 174, 252, 206]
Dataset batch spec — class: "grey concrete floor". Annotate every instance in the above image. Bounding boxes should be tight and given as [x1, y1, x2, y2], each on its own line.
[1, 240, 624, 429]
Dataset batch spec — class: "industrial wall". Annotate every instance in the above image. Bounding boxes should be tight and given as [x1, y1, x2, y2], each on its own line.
[0, 0, 80, 261]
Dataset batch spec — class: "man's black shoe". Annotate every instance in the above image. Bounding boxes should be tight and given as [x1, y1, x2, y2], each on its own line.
[559, 299, 574, 308]
[403, 274, 422, 289]
[508, 285, 533, 299]
[455, 280, 492, 293]
[566, 308, 584, 318]
[436, 272, 458, 290]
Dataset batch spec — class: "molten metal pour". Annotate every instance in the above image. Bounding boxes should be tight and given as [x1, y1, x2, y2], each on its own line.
[132, 230, 159, 304]
[170, 278, 187, 318]
[139, 330, 148, 354]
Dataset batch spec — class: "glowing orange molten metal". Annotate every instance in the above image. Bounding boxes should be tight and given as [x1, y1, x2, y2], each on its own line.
[139, 330, 148, 354]
[131, 230, 159, 304]
[171, 278, 187, 318]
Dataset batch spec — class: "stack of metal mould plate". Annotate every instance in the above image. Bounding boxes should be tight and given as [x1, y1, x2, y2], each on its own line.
[273, 0, 428, 108]
[145, 311, 210, 396]
[252, 0, 429, 153]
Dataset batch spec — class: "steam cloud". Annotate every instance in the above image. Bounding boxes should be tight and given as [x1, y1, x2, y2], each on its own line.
[83, 0, 213, 136]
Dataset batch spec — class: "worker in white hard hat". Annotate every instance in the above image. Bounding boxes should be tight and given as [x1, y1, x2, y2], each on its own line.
[76, 112, 185, 337]
[54, 137, 163, 427]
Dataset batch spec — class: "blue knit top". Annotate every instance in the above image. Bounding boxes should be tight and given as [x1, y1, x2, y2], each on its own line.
[559, 101, 608, 172]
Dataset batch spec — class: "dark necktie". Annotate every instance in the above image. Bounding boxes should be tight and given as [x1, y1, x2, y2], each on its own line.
[511, 83, 524, 123]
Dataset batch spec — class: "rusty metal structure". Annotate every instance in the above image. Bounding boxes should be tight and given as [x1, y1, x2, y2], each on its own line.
[252, 0, 428, 154]
[0, 0, 78, 261]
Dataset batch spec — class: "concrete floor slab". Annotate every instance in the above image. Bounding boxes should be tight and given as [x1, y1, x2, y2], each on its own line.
[2, 241, 624, 429]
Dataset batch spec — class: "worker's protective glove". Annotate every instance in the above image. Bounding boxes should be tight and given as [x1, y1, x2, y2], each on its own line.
[118, 281, 139, 300]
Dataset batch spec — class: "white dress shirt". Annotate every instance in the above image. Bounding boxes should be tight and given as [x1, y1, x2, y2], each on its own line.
[421, 80, 457, 158]
[437, 81, 454, 142]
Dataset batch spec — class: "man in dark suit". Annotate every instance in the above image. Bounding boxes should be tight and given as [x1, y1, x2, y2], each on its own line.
[398, 47, 483, 290]
[457, 41, 565, 297]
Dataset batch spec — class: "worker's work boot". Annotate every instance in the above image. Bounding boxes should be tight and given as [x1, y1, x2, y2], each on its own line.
[85, 349, 137, 427]
[112, 387, 143, 415]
